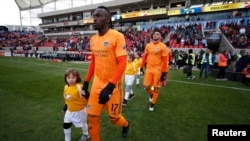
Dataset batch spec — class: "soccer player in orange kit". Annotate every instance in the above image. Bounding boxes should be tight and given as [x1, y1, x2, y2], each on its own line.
[82, 6, 129, 141]
[141, 29, 168, 111]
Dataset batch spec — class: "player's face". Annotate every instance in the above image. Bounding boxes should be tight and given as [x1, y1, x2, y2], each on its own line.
[152, 32, 162, 41]
[92, 8, 109, 30]
[66, 73, 77, 86]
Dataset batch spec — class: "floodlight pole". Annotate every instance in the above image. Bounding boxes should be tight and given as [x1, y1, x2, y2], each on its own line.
[19, 10, 23, 32]
[30, 10, 32, 27]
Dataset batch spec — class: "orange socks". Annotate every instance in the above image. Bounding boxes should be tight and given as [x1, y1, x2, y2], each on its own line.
[110, 116, 128, 127]
[88, 116, 100, 141]
[151, 91, 159, 104]
[146, 88, 153, 97]
[88, 115, 128, 141]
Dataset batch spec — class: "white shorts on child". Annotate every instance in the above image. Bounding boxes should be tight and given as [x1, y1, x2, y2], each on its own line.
[64, 107, 87, 128]
[125, 75, 135, 86]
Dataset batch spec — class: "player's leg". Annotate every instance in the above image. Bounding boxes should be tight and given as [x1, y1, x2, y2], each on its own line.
[128, 75, 135, 99]
[87, 90, 105, 141]
[123, 75, 129, 106]
[78, 107, 90, 141]
[135, 73, 140, 87]
[123, 75, 134, 105]
[123, 84, 131, 106]
[106, 83, 129, 138]
[63, 111, 73, 141]
[149, 72, 161, 111]
[143, 72, 153, 101]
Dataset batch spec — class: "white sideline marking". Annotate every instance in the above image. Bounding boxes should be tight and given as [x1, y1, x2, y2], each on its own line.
[0, 58, 88, 71]
[168, 79, 250, 91]
[1, 58, 249, 91]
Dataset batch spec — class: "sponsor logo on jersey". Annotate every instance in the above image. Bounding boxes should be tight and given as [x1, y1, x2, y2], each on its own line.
[103, 41, 109, 47]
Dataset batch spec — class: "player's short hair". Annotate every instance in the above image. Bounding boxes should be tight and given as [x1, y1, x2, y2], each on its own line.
[151, 28, 164, 39]
[97, 5, 113, 28]
[153, 28, 163, 37]
[64, 68, 81, 84]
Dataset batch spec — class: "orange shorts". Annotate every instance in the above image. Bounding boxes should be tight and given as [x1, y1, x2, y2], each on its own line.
[87, 83, 124, 118]
[143, 70, 161, 88]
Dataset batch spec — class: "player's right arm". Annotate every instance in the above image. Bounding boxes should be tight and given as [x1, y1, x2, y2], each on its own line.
[141, 44, 149, 68]
[85, 53, 95, 82]
[82, 53, 95, 99]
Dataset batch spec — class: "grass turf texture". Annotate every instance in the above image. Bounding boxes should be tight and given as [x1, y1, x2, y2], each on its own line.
[0, 57, 249, 141]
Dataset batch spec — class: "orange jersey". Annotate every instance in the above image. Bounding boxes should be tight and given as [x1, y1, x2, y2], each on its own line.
[90, 29, 127, 87]
[64, 84, 87, 111]
[144, 42, 168, 73]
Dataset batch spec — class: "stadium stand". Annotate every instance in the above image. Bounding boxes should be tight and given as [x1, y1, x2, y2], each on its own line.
[1, 0, 250, 83]
[1, 0, 248, 68]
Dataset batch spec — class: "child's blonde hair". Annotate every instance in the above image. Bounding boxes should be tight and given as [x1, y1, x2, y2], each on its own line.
[64, 68, 81, 84]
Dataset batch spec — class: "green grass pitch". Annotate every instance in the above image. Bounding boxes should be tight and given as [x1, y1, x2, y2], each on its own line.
[0, 56, 249, 141]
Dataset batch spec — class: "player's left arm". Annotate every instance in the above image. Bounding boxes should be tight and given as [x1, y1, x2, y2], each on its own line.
[161, 45, 168, 72]
[109, 33, 127, 84]
[160, 45, 168, 82]
[109, 55, 126, 84]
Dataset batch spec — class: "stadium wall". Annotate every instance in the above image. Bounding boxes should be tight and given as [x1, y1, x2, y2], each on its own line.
[38, 0, 144, 18]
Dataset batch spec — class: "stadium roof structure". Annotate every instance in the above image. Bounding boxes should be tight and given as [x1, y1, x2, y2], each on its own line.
[15, 0, 56, 11]
[14, 0, 169, 27]
[14, 0, 116, 27]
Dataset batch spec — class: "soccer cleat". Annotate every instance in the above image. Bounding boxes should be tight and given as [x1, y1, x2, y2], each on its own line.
[191, 75, 195, 80]
[78, 134, 90, 141]
[122, 121, 129, 138]
[136, 84, 139, 88]
[122, 100, 127, 106]
[149, 106, 154, 111]
[128, 93, 135, 100]
[149, 103, 155, 111]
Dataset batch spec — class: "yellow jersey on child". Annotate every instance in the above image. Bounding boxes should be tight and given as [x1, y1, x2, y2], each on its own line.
[64, 84, 87, 111]
[125, 62, 136, 75]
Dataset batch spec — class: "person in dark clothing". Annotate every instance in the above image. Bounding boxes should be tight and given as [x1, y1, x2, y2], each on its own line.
[186, 49, 195, 80]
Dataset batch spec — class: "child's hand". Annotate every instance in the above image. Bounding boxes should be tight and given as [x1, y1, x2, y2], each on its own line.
[80, 89, 86, 98]
[81, 89, 89, 99]
[80, 89, 90, 99]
